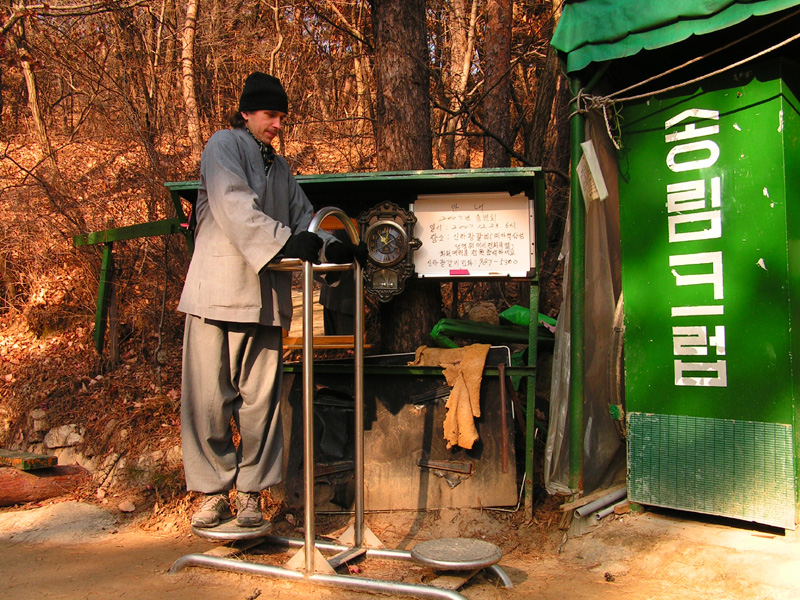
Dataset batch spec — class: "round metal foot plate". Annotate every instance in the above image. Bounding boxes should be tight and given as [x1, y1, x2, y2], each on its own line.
[410, 538, 502, 570]
[191, 518, 273, 541]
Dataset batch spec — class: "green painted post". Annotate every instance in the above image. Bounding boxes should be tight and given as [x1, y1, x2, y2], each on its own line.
[94, 243, 114, 354]
[569, 76, 586, 492]
[524, 278, 539, 517]
[524, 175, 546, 515]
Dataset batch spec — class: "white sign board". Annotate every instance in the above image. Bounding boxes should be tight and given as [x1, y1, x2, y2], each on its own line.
[411, 192, 534, 278]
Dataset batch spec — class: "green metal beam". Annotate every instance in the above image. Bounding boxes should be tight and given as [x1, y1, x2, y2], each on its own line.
[525, 276, 540, 517]
[73, 218, 186, 247]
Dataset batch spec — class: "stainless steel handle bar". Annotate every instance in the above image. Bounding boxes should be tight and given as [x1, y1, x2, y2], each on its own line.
[271, 207, 364, 574]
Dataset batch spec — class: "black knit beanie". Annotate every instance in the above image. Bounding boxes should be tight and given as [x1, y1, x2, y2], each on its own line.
[238, 72, 289, 114]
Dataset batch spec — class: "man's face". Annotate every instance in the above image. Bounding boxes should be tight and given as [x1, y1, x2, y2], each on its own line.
[241, 110, 285, 145]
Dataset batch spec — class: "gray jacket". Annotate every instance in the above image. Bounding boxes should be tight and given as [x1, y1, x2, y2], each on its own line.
[178, 127, 328, 329]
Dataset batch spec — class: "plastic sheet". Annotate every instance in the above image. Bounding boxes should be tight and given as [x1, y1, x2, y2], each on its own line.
[545, 113, 625, 495]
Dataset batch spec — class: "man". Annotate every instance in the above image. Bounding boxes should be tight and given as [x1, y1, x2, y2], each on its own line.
[178, 72, 365, 528]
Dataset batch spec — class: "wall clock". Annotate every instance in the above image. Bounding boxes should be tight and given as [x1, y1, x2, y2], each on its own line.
[358, 201, 421, 301]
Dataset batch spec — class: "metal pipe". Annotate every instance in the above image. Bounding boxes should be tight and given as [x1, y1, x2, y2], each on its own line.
[353, 240, 365, 548]
[594, 499, 628, 520]
[169, 554, 468, 600]
[307, 207, 365, 550]
[302, 256, 315, 573]
[574, 486, 627, 518]
[568, 75, 586, 492]
[525, 280, 539, 518]
[257, 535, 513, 589]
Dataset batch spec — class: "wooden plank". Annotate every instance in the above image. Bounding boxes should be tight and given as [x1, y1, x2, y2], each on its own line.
[0, 449, 57, 470]
[559, 483, 626, 512]
[327, 547, 367, 570]
[429, 569, 479, 590]
[282, 334, 358, 349]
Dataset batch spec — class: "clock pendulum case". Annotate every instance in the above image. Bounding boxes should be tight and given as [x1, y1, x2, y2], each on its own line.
[357, 201, 421, 301]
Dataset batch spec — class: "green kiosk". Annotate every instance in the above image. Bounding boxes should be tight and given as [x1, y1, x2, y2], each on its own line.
[619, 60, 800, 529]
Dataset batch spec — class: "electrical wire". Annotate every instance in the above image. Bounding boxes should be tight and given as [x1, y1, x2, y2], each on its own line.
[570, 16, 800, 148]
[613, 27, 800, 103]
[608, 6, 800, 100]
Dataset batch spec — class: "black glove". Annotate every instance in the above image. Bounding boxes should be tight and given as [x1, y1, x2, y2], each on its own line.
[281, 231, 323, 263]
[326, 240, 369, 267]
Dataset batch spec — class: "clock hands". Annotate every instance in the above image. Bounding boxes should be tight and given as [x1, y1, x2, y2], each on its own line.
[375, 229, 399, 256]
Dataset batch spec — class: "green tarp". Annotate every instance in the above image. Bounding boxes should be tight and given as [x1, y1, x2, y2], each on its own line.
[551, 0, 800, 72]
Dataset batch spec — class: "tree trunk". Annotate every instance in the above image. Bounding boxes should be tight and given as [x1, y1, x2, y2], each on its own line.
[442, 0, 478, 169]
[379, 277, 443, 353]
[482, 0, 513, 168]
[370, 0, 441, 353]
[181, 0, 203, 167]
[525, 1, 562, 166]
[354, 48, 375, 137]
[524, 1, 569, 315]
[269, 0, 285, 75]
[0, 465, 90, 507]
[336, 0, 373, 137]
[21, 60, 56, 173]
[369, 0, 432, 171]
[10, 13, 59, 175]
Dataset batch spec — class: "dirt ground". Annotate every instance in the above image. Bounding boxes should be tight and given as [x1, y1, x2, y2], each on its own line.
[2, 497, 799, 600]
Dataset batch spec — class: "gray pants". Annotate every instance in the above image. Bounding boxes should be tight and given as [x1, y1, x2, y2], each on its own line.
[181, 314, 284, 493]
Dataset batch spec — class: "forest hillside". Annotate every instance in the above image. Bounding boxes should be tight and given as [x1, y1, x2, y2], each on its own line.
[0, 0, 569, 510]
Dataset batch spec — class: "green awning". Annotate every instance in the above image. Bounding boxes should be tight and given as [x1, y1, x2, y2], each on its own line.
[551, 0, 800, 73]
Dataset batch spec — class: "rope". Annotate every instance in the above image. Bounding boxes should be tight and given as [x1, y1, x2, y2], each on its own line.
[570, 90, 622, 149]
[615, 28, 800, 103]
[609, 6, 800, 100]
[569, 24, 800, 150]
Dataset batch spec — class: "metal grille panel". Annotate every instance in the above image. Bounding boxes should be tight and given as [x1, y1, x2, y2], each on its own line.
[628, 412, 795, 529]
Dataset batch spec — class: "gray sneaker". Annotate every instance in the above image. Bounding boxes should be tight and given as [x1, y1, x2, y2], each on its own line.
[191, 493, 232, 528]
[235, 491, 264, 527]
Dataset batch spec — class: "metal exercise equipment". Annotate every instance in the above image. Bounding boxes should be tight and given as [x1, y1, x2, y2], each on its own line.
[170, 208, 511, 598]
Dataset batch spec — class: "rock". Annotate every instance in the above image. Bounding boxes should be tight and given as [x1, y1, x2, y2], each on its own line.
[27, 442, 45, 455]
[44, 424, 84, 449]
[29, 409, 48, 442]
[467, 301, 499, 325]
[131, 451, 167, 486]
[93, 452, 123, 486]
[118, 501, 136, 513]
[165, 445, 183, 468]
[137, 450, 164, 467]
[614, 501, 631, 515]
[53, 446, 78, 466]
[53, 447, 97, 473]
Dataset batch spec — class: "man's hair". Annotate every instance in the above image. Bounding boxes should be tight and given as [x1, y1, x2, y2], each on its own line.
[228, 111, 246, 129]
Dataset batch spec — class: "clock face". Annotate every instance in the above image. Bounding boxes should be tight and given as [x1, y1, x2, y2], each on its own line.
[365, 220, 407, 266]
